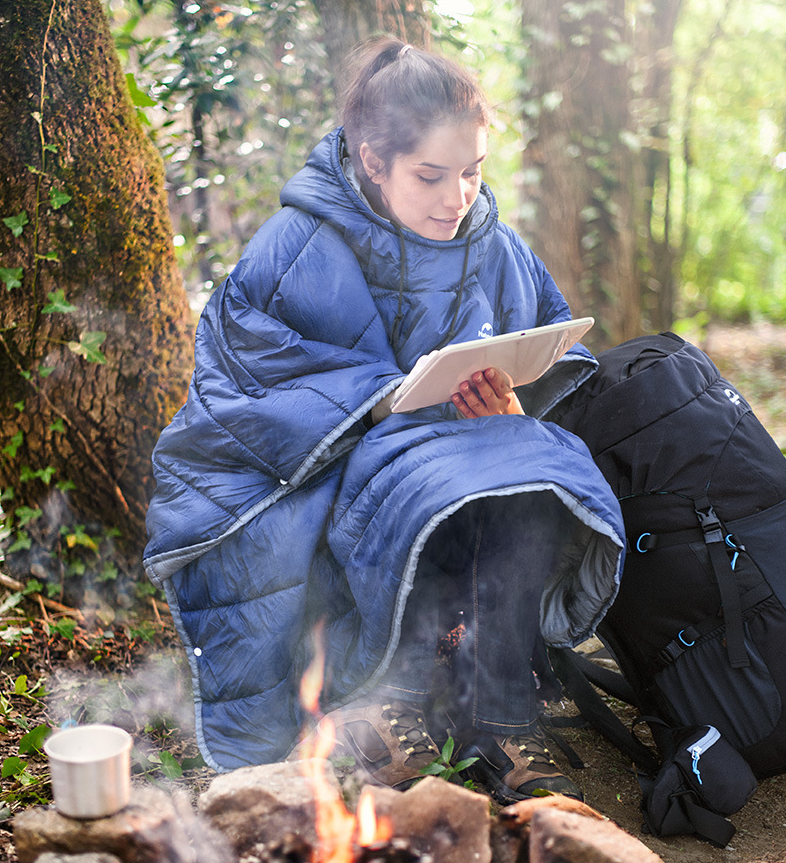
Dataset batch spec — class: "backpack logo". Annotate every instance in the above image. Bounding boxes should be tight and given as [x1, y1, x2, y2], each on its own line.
[724, 388, 742, 406]
[478, 323, 493, 339]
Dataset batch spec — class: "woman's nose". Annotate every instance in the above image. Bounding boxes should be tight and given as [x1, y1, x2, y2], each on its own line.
[444, 178, 469, 210]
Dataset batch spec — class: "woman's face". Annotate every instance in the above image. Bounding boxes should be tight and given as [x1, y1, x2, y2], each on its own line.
[361, 122, 487, 242]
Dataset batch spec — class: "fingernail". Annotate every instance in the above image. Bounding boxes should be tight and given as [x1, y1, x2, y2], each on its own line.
[487, 369, 495, 379]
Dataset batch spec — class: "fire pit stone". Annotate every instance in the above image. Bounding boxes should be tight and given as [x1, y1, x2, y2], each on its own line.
[197, 758, 337, 854]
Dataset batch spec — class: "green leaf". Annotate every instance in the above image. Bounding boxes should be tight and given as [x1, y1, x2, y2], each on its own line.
[18, 725, 51, 755]
[47, 619, 77, 641]
[50, 419, 66, 433]
[0, 487, 14, 501]
[1, 757, 27, 779]
[158, 750, 183, 779]
[13, 400, 24, 412]
[67, 331, 107, 364]
[3, 212, 29, 238]
[22, 579, 43, 596]
[42, 289, 77, 314]
[441, 736, 455, 764]
[98, 561, 118, 582]
[420, 761, 447, 776]
[7, 531, 32, 553]
[15, 506, 42, 527]
[56, 479, 75, 491]
[48, 188, 72, 210]
[126, 73, 157, 107]
[38, 365, 55, 378]
[3, 430, 24, 458]
[14, 675, 28, 695]
[451, 757, 478, 772]
[42, 143, 58, 153]
[35, 251, 59, 262]
[0, 267, 23, 290]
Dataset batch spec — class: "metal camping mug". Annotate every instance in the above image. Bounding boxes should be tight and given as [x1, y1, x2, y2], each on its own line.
[44, 724, 132, 819]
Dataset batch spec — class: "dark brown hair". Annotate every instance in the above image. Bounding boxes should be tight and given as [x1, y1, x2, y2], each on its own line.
[340, 37, 490, 183]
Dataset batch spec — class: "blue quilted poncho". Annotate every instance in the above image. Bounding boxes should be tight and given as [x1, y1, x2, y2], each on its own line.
[144, 129, 625, 773]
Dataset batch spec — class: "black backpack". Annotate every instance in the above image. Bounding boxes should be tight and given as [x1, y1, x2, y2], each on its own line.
[546, 332, 786, 845]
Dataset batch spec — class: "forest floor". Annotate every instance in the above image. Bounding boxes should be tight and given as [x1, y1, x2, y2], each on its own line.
[1, 323, 786, 863]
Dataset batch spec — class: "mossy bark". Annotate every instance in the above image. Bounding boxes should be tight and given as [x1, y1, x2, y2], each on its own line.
[520, 0, 641, 350]
[0, 0, 193, 586]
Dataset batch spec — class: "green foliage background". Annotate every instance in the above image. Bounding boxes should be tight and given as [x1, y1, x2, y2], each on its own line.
[107, 0, 786, 325]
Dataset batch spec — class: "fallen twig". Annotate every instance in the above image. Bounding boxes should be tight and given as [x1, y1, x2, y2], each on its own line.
[0, 571, 84, 621]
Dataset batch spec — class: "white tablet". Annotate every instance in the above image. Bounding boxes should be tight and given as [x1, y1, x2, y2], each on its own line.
[390, 317, 594, 413]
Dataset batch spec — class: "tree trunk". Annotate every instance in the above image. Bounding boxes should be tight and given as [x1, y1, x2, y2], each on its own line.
[634, 0, 683, 332]
[0, 0, 193, 591]
[520, 0, 640, 350]
[311, 0, 430, 87]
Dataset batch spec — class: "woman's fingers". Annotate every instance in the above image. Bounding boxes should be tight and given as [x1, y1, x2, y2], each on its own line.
[451, 368, 524, 417]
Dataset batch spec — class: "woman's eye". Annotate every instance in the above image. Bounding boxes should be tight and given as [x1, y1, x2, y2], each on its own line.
[417, 175, 441, 185]
[463, 170, 480, 181]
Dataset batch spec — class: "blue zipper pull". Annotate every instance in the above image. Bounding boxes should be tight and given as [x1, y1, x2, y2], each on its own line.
[691, 746, 703, 785]
[688, 726, 720, 787]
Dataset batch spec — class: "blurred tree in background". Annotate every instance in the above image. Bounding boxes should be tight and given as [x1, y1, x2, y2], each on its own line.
[110, 0, 786, 345]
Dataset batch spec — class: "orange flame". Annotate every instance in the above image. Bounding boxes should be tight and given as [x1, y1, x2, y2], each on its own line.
[299, 625, 392, 862]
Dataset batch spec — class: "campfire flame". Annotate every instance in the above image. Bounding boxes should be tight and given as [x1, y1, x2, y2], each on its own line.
[299, 625, 392, 862]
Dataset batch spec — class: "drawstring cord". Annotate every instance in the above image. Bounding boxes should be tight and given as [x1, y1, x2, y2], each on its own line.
[390, 226, 407, 353]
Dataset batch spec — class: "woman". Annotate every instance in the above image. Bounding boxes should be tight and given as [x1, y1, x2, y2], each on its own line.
[144, 38, 625, 805]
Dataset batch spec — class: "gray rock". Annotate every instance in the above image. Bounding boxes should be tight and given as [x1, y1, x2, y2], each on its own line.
[528, 809, 665, 863]
[13, 787, 234, 863]
[197, 759, 337, 854]
[368, 777, 491, 863]
[35, 855, 123, 863]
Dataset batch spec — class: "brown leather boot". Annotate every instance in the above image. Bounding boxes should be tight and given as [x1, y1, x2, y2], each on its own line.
[322, 698, 440, 791]
[460, 723, 583, 804]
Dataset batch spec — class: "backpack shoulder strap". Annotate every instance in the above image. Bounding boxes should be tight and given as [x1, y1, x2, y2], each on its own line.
[547, 647, 659, 774]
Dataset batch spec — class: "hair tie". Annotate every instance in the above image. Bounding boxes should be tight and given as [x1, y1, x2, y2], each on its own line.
[398, 44, 413, 58]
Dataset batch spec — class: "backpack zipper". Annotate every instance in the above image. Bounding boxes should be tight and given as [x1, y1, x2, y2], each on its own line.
[688, 726, 720, 785]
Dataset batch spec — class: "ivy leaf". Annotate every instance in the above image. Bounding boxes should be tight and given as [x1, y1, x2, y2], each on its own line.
[1, 757, 27, 779]
[13, 400, 24, 412]
[18, 725, 51, 756]
[42, 289, 77, 314]
[15, 506, 42, 527]
[3, 430, 23, 459]
[0, 267, 23, 290]
[56, 479, 76, 491]
[38, 365, 55, 378]
[7, 531, 32, 553]
[126, 72, 157, 108]
[36, 251, 59, 262]
[49, 188, 72, 210]
[42, 143, 58, 153]
[68, 331, 107, 364]
[3, 212, 29, 238]
[50, 419, 66, 433]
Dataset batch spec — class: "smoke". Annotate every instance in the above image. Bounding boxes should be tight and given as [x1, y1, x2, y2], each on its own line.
[45, 648, 196, 750]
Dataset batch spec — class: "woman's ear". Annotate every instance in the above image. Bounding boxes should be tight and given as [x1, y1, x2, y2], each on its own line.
[359, 143, 385, 184]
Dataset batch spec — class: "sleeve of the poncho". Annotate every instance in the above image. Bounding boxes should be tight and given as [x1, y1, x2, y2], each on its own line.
[144, 210, 403, 573]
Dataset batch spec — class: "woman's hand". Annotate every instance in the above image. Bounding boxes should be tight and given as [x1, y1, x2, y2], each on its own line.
[451, 367, 525, 418]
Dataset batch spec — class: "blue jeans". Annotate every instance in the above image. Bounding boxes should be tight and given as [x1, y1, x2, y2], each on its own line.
[378, 491, 573, 735]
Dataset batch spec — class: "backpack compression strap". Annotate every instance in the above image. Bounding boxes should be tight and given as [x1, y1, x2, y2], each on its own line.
[694, 496, 749, 668]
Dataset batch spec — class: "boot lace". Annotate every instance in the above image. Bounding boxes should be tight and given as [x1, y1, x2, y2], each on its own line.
[381, 702, 438, 760]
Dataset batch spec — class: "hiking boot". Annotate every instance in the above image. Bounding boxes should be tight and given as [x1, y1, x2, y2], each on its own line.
[459, 723, 583, 805]
[322, 698, 440, 791]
